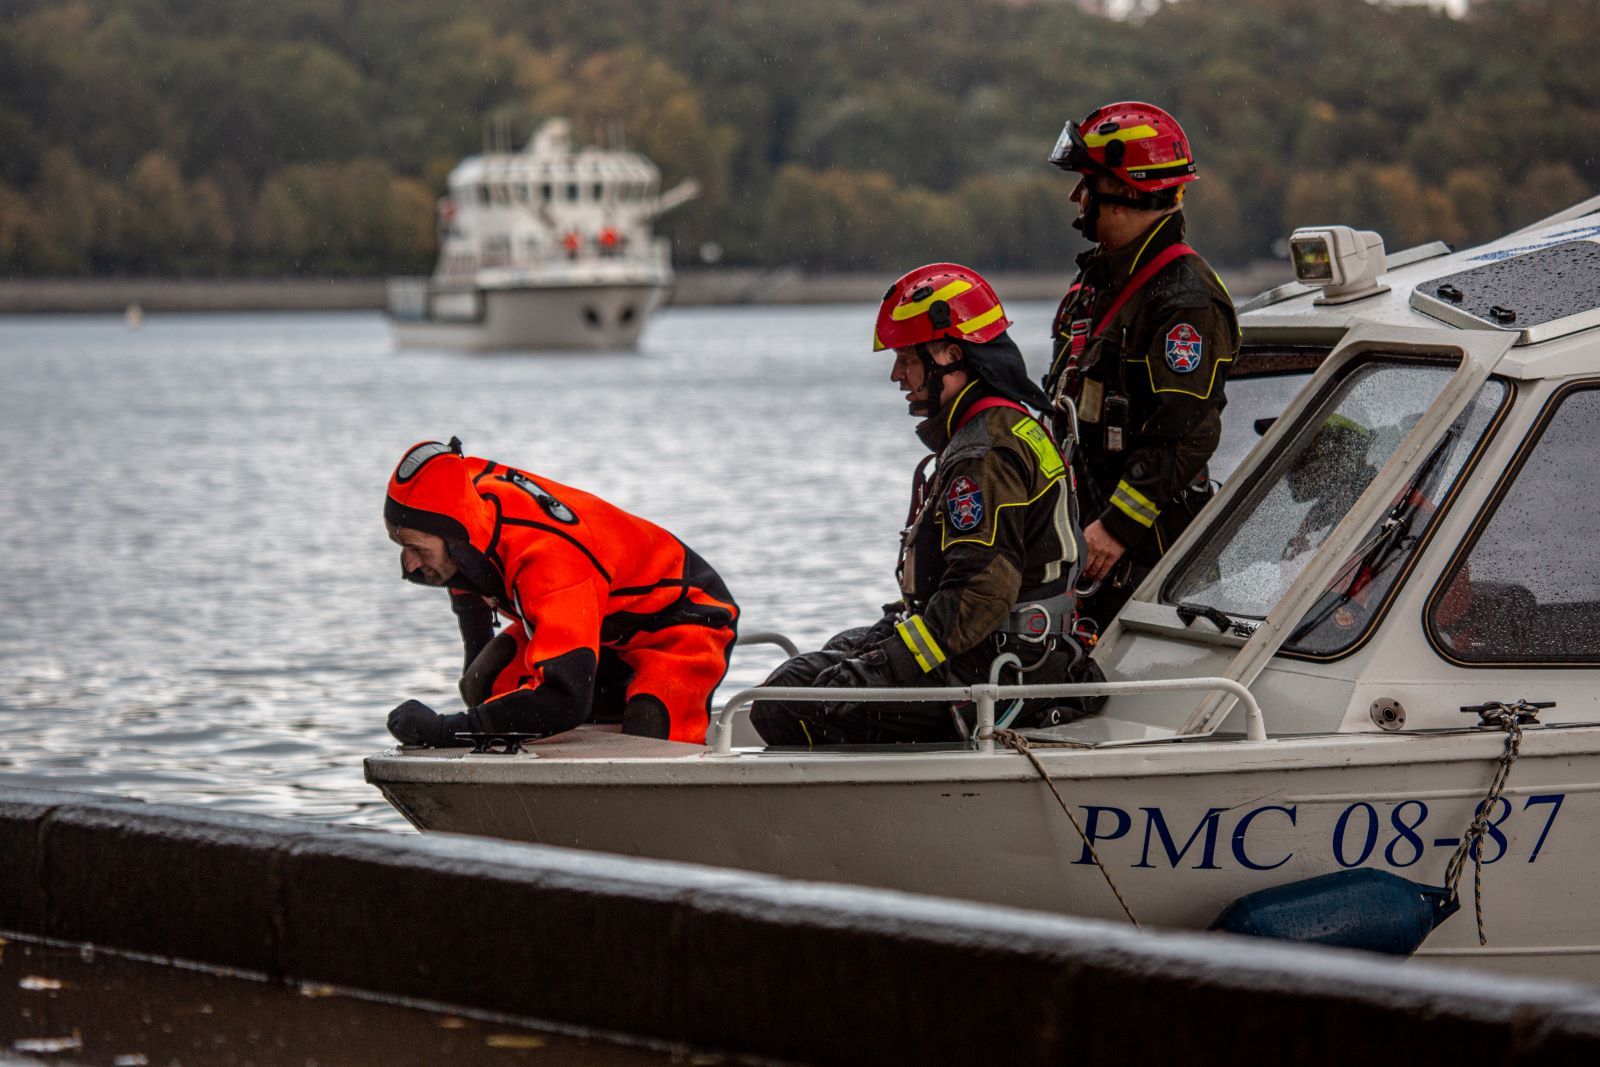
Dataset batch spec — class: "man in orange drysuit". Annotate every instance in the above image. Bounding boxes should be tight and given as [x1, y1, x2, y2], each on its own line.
[383, 438, 739, 746]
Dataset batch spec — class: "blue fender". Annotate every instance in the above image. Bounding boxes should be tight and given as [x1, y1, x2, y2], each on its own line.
[1209, 868, 1460, 956]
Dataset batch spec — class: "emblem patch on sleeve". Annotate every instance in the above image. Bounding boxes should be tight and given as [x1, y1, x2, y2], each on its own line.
[945, 475, 985, 532]
[1165, 323, 1203, 373]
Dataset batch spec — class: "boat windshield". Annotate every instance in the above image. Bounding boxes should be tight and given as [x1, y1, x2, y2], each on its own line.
[1166, 359, 1504, 654]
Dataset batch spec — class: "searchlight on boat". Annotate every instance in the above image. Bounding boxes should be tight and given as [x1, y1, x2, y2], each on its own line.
[1290, 225, 1390, 305]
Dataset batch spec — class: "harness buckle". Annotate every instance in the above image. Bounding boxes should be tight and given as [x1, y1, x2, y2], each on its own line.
[1011, 602, 1054, 644]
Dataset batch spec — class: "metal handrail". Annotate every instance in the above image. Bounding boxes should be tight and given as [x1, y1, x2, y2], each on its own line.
[708, 676, 1267, 755]
[734, 631, 801, 659]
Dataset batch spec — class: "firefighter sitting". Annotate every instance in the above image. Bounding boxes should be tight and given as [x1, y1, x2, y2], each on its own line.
[750, 264, 1091, 746]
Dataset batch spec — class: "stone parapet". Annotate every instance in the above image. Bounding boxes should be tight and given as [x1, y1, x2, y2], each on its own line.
[2, 785, 1594, 1065]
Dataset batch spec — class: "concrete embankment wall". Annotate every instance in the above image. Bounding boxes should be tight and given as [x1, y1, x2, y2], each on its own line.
[3, 784, 1595, 1065]
[0, 264, 1293, 314]
[0, 271, 1044, 313]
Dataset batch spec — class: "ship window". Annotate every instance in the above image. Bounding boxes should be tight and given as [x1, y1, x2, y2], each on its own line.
[541, 183, 553, 202]
[1428, 384, 1600, 664]
[593, 182, 605, 201]
[515, 183, 530, 203]
[1166, 358, 1504, 658]
[477, 184, 490, 205]
[567, 182, 581, 201]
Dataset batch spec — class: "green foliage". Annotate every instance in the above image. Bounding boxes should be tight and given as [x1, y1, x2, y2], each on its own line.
[1, 0, 1597, 276]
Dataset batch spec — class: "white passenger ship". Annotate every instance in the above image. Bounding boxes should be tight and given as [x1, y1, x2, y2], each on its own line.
[387, 120, 697, 352]
[369, 196, 1600, 982]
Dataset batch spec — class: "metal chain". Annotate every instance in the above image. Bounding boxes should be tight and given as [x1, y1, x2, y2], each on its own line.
[991, 727, 1139, 927]
[1442, 701, 1533, 946]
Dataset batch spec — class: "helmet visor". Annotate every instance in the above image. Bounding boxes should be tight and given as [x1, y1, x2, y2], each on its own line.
[1048, 120, 1091, 171]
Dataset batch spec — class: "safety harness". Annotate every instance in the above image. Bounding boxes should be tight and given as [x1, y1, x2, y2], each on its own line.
[1054, 240, 1199, 371]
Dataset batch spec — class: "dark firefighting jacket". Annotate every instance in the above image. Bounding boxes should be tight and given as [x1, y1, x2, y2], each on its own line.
[385, 448, 738, 742]
[1044, 211, 1238, 562]
[885, 382, 1078, 683]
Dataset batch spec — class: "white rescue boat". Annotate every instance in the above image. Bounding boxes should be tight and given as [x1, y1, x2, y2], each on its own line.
[387, 119, 696, 352]
[368, 197, 1600, 982]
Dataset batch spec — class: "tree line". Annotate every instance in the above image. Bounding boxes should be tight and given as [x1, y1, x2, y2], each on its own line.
[1, 0, 1595, 277]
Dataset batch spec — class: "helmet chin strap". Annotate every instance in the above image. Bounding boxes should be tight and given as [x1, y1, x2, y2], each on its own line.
[910, 342, 967, 418]
[1073, 177, 1175, 243]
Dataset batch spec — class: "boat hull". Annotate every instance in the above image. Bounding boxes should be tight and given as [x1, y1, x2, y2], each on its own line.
[366, 725, 1600, 982]
[390, 282, 669, 352]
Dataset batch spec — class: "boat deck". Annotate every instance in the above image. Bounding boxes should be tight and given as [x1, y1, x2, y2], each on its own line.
[404, 725, 705, 761]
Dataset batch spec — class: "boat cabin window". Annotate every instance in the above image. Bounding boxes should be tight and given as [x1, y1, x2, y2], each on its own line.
[1167, 358, 1505, 656]
[567, 182, 581, 202]
[592, 182, 605, 201]
[477, 184, 490, 206]
[1429, 384, 1600, 664]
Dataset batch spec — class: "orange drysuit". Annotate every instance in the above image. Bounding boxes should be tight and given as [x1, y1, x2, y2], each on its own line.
[385, 440, 738, 743]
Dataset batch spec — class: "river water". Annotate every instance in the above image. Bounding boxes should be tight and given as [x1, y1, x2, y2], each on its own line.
[0, 303, 1301, 829]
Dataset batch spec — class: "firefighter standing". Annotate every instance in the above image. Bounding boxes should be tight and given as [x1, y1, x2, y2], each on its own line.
[383, 439, 739, 747]
[1043, 101, 1239, 630]
[751, 265, 1086, 746]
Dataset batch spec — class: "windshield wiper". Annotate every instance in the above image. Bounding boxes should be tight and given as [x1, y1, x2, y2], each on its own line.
[1288, 426, 1461, 643]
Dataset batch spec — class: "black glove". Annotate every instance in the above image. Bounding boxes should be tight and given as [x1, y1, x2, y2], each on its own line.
[387, 699, 472, 747]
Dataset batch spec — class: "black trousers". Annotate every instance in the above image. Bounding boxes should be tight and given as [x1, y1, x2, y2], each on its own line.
[749, 626, 1088, 747]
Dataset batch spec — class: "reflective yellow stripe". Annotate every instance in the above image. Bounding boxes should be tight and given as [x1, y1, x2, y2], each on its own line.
[1116, 480, 1159, 514]
[955, 303, 1004, 335]
[1083, 123, 1158, 147]
[890, 280, 974, 321]
[1131, 158, 1192, 171]
[896, 614, 946, 673]
[1111, 481, 1160, 528]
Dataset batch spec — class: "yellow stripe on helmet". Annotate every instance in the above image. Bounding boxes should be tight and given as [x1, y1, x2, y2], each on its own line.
[890, 279, 974, 321]
[1082, 123, 1159, 147]
[955, 304, 1004, 336]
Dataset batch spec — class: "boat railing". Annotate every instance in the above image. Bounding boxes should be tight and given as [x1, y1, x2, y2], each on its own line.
[708, 677, 1267, 756]
[734, 631, 802, 659]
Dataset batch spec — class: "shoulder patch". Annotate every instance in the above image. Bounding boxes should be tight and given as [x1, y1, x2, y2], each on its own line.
[1165, 324, 1203, 373]
[945, 474, 985, 532]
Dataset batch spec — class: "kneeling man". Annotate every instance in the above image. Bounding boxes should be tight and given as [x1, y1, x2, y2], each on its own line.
[384, 438, 739, 747]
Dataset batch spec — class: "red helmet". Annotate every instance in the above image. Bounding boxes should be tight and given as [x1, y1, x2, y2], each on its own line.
[873, 263, 1011, 352]
[1048, 101, 1197, 194]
